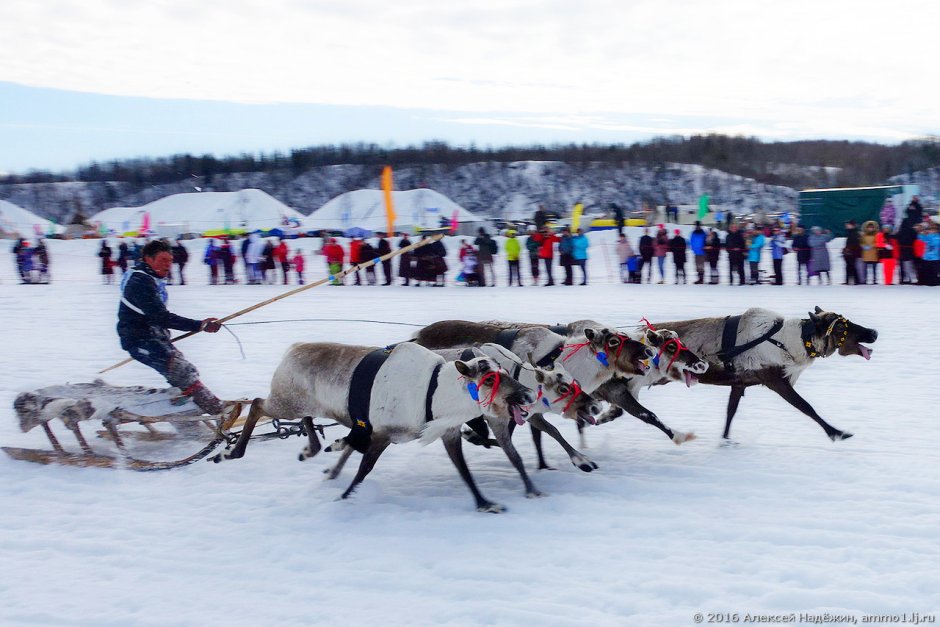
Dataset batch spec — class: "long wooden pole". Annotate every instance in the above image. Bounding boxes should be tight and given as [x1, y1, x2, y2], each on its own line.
[99, 233, 444, 374]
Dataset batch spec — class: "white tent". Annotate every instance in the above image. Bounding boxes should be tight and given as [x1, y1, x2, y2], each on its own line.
[88, 189, 305, 237]
[0, 200, 64, 237]
[304, 188, 483, 234]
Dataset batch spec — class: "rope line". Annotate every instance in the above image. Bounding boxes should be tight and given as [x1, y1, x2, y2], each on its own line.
[224, 318, 424, 328]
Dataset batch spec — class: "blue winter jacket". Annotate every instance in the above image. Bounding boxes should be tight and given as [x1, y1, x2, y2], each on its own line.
[689, 229, 706, 256]
[747, 233, 766, 263]
[770, 234, 787, 260]
[117, 262, 202, 350]
[918, 232, 940, 261]
[571, 234, 589, 260]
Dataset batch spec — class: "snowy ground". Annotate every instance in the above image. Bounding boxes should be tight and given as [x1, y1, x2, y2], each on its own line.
[1, 235, 938, 626]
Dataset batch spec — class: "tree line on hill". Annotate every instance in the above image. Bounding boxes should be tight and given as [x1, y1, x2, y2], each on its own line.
[4, 134, 940, 192]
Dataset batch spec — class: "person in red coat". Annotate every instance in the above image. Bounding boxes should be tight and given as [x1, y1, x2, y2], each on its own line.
[535, 226, 559, 286]
[349, 237, 364, 285]
[322, 238, 345, 285]
[273, 239, 290, 284]
[875, 225, 898, 285]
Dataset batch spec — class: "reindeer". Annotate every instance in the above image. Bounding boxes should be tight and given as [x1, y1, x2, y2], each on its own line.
[214, 341, 535, 513]
[322, 343, 603, 498]
[653, 306, 878, 441]
[413, 320, 657, 469]
[476, 319, 708, 468]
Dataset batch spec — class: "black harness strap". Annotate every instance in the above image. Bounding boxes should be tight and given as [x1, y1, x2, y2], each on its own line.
[424, 363, 443, 423]
[345, 348, 391, 453]
[548, 324, 570, 336]
[494, 329, 520, 350]
[717, 315, 785, 369]
[536, 341, 564, 368]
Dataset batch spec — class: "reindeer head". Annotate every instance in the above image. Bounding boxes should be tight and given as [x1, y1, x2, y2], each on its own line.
[583, 327, 654, 376]
[807, 306, 878, 360]
[640, 327, 709, 387]
[526, 356, 603, 424]
[455, 357, 536, 426]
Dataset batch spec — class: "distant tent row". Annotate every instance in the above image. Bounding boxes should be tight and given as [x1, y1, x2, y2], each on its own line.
[83, 187, 483, 238]
[89, 189, 306, 238]
[0, 200, 65, 238]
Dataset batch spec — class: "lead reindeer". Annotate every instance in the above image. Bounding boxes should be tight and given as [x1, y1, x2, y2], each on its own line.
[653, 306, 878, 441]
[215, 341, 535, 512]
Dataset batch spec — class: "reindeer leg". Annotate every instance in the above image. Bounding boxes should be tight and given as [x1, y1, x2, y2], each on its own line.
[340, 437, 390, 500]
[212, 398, 264, 462]
[527, 413, 597, 472]
[723, 385, 746, 440]
[441, 429, 505, 513]
[759, 376, 852, 441]
[576, 418, 588, 449]
[324, 445, 354, 480]
[298, 416, 321, 461]
[597, 381, 694, 444]
[529, 422, 553, 470]
[485, 417, 544, 498]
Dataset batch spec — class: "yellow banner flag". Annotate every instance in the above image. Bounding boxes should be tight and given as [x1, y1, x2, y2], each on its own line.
[381, 166, 396, 236]
[572, 203, 584, 231]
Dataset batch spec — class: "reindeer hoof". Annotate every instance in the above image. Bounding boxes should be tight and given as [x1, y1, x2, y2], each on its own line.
[476, 502, 506, 513]
[719, 439, 740, 448]
[673, 432, 697, 445]
[538, 463, 557, 471]
[831, 431, 854, 441]
[571, 454, 598, 472]
[526, 490, 547, 499]
[325, 438, 346, 453]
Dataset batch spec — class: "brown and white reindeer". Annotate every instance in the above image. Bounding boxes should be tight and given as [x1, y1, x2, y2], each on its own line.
[652, 306, 878, 442]
[321, 342, 603, 498]
[413, 320, 656, 469]
[214, 341, 535, 513]
[480, 319, 708, 469]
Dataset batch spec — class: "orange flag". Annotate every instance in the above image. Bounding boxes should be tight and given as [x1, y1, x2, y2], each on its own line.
[381, 166, 396, 236]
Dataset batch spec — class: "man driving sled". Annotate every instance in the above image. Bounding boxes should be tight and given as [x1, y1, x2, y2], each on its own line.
[117, 239, 226, 415]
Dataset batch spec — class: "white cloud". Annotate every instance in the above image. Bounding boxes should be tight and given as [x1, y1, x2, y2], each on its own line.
[1, 0, 939, 141]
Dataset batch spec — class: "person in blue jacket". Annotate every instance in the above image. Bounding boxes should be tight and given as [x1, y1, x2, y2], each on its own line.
[747, 226, 766, 285]
[689, 221, 707, 284]
[118, 239, 226, 415]
[769, 226, 788, 285]
[571, 228, 590, 285]
[917, 222, 940, 286]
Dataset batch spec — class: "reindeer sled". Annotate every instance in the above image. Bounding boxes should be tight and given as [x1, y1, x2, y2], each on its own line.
[3, 380, 253, 471]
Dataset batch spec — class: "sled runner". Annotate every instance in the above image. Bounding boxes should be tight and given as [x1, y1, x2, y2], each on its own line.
[3, 380, 249, 471]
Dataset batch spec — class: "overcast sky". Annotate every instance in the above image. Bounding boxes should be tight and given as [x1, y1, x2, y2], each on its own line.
[2, 0, 938, 174]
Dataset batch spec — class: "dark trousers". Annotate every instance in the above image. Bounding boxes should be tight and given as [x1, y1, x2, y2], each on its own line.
[773, 258, 783, 285]
[844, 255, 859, 284]
[576, 260, 587, 284]
[729, 258, 746, 285]
[675, 263, 686, 284]
[543, 257, 554, 285]
[749, 261, 760, 284]
[381, 260, 392, 285]
[562, 260, 574, 285]
[508, 259, 521, 286]
[709, 261, 719, 283]
[796, 261, 808, 284]
[639, 257, 651, 282]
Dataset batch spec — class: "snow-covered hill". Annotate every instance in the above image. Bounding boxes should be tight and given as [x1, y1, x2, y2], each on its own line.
[3, 161, 938, 227]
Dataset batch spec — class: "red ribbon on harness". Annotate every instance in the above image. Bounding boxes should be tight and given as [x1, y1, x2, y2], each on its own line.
[551, 380, 583, 414]
[657, 337, 690, 372]
[561, 341, 591, 362]
[476, 370, 502, 407]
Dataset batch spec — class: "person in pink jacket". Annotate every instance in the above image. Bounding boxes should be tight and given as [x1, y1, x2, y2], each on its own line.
[292, 249, 306, 285]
